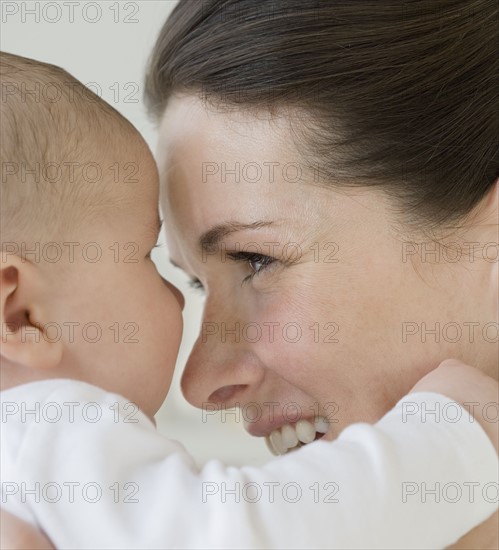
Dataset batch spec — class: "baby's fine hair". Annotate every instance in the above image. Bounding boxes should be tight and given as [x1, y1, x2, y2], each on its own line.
[0, 52, 141, 243]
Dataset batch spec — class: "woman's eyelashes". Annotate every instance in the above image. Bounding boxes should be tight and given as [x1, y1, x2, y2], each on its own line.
[187, 252, 277, 294]
[188, 277, 205, 293]
[225, 251, 277, 284]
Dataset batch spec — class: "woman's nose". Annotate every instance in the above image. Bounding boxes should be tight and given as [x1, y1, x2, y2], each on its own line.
[163, 278, 185, 310]
[180, 335, 265, 409]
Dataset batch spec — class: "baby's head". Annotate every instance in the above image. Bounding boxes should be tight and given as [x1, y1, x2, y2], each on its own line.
[0, 52, 183, 418]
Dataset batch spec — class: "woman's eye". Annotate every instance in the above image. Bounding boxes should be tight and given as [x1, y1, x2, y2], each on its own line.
[247, 254, 274, 274]
[226, 251, 276, 283]
[188, 278, 205, 293]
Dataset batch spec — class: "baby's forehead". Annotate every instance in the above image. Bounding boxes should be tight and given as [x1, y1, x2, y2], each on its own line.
[1, 53, 162, 261]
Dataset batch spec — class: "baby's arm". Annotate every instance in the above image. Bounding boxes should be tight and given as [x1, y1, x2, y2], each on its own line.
[410, 359, 499, 550]
[410, 358, 498, 454]
[0, 508, 53, 550]
[2, 361, 497, 550]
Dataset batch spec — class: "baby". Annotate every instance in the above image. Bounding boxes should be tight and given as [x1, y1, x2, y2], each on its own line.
[1, 52, 497, 550]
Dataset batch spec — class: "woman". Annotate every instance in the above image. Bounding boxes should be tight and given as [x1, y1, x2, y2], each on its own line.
[146, 0, 498, 545]
[3, 0, 497, 547]
[147, 0, 497, 451]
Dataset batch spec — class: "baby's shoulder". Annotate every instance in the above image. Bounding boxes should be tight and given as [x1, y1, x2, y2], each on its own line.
[1, 378, 112, 408]
[1, 378, 150, 428]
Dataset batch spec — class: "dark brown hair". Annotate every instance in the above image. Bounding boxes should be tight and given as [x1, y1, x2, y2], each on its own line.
[145, 0, 498, 227]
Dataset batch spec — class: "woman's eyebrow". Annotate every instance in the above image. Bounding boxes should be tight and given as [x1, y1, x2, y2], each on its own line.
[199, 221, 274, 253]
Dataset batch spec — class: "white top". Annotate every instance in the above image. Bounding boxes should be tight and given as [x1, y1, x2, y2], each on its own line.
[1, 379, 497, 550]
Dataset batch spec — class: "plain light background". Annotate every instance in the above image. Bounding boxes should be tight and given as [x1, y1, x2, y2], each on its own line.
[1, 0, 269, 466]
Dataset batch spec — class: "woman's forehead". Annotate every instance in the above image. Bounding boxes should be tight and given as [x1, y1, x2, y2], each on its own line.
[156, 95, 399, 266]
[157, 95, 301, 162]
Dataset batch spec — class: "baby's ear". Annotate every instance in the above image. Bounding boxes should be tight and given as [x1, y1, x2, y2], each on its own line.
[0, 254, 63, 370]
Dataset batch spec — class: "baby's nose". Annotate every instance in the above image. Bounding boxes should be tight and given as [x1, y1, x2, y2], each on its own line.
[164, 279, 185, 311]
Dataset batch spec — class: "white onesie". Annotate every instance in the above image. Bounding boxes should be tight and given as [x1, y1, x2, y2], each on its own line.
[1, 379, 497, 549]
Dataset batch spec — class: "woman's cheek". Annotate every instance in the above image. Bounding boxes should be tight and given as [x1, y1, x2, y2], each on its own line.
[248, 292, 325, 368]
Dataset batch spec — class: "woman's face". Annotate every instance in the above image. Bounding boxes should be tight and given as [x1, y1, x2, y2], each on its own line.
[157, 95, 496, 454]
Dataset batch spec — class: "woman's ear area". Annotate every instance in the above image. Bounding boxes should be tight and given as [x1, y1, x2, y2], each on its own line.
[485, 178, 498, 297]
[0, 255, 63, 372]
[477, 177, 499, 223]
[486, 177, 498, 215]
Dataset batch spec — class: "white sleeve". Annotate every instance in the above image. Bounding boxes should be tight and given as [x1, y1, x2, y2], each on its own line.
[6, 384, 498, 550]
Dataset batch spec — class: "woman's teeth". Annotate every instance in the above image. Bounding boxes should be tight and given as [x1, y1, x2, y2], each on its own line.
[265, 417, 329, 456]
